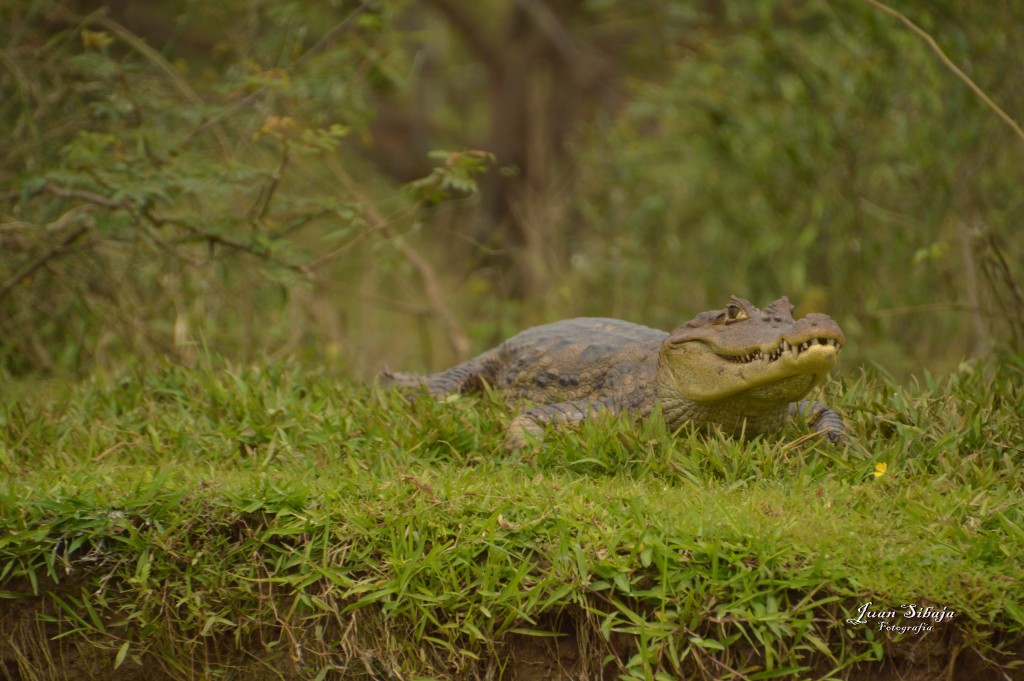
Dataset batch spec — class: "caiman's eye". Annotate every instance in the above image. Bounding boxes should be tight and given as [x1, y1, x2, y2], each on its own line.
[725, 303, 749, 323]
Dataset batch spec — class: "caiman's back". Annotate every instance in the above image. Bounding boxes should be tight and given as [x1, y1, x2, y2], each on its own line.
[382, 318, 665, 411]
[490, 318, 666, 407]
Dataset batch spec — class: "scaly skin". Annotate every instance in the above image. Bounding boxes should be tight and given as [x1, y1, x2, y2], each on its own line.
[382, 296, 846, 447]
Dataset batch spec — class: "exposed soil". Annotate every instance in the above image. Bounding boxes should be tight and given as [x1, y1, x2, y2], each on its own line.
[3, 629, 1021, 681]
[500, 625, 1024, 681]
[3, 582, 1021, 681]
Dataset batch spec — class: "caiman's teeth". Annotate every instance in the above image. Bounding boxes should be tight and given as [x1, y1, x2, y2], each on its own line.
[725, 336, 841, 363]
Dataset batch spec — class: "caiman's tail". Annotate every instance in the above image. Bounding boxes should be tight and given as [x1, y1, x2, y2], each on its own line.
[378, 367, 430, 389]
[378, 354, 499, 397]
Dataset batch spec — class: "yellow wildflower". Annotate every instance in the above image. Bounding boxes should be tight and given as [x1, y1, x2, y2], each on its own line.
[873, 462, 888, 478]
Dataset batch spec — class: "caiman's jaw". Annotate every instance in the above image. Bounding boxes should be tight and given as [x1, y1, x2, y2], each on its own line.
[717, 335, 842, 365]
[658, 296, 844, 405]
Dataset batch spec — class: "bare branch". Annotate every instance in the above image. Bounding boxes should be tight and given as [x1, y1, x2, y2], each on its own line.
[860, 0, 1024, 146]
[48, 5, 235, 155]
[184, 0, 375, 143]
[291, 0, 376, 72]
[249, 143, 291, 224]
[390, 234, 471, 360]
[330, 161, 472, 360]
[45, 183, 125, 209]
[306, 210, 397, 270]
[150, 211, 314, 278]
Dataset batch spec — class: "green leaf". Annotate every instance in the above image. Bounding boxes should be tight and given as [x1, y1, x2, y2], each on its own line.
[613, 572, 631, 594]
[114, 640, 130, 669]
[688, 636, 725, 651]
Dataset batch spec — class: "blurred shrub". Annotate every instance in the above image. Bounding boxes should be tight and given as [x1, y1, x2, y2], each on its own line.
[1, 0, 1021, 377]
[0, 0, 458, 375]
[567, 1, 1024, 371]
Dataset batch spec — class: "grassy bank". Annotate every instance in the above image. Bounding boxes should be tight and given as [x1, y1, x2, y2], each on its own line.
[2, 357, 1023, 680]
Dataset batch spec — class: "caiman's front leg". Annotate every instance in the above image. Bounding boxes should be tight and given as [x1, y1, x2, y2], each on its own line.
[506, 398, 621, 449]
[789, 400, 846, 445]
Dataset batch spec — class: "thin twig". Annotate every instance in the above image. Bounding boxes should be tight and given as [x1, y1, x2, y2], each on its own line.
[984, 233, 1024, 311]
[48, 5, 234, 155]
[91, 16, 205, 106]
[291, 0, 376, 72]
[330, 163, 471, 360]
[183, 0, 375, 144]
[96, 21, 231, 154]
[0, 226, 88, 301]
[860, 0, 1024, 145]
[44, 181, 314, 277]
[390, 233, 472, 360]
[157, 217, 313, 278]
[250, 143, 291, 224]
[298, 277, 430, 315]
[305, 210, 397, 270]
[45, 184, 125, 209]
[978, 232, 1024, 349]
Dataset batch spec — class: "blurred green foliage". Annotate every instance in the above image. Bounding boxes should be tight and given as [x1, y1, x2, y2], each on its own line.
[567, 2, 1024, 371]
[1, 0, 1021, 377]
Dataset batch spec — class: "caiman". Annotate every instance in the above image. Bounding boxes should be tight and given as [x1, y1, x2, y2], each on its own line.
[382, 296, 846, 447]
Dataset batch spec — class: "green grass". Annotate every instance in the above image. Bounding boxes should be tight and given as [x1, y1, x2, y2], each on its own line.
[1, 356, 1023, 680]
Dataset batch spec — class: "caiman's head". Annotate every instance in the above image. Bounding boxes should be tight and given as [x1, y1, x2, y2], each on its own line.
[658, 296, 844, 408]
